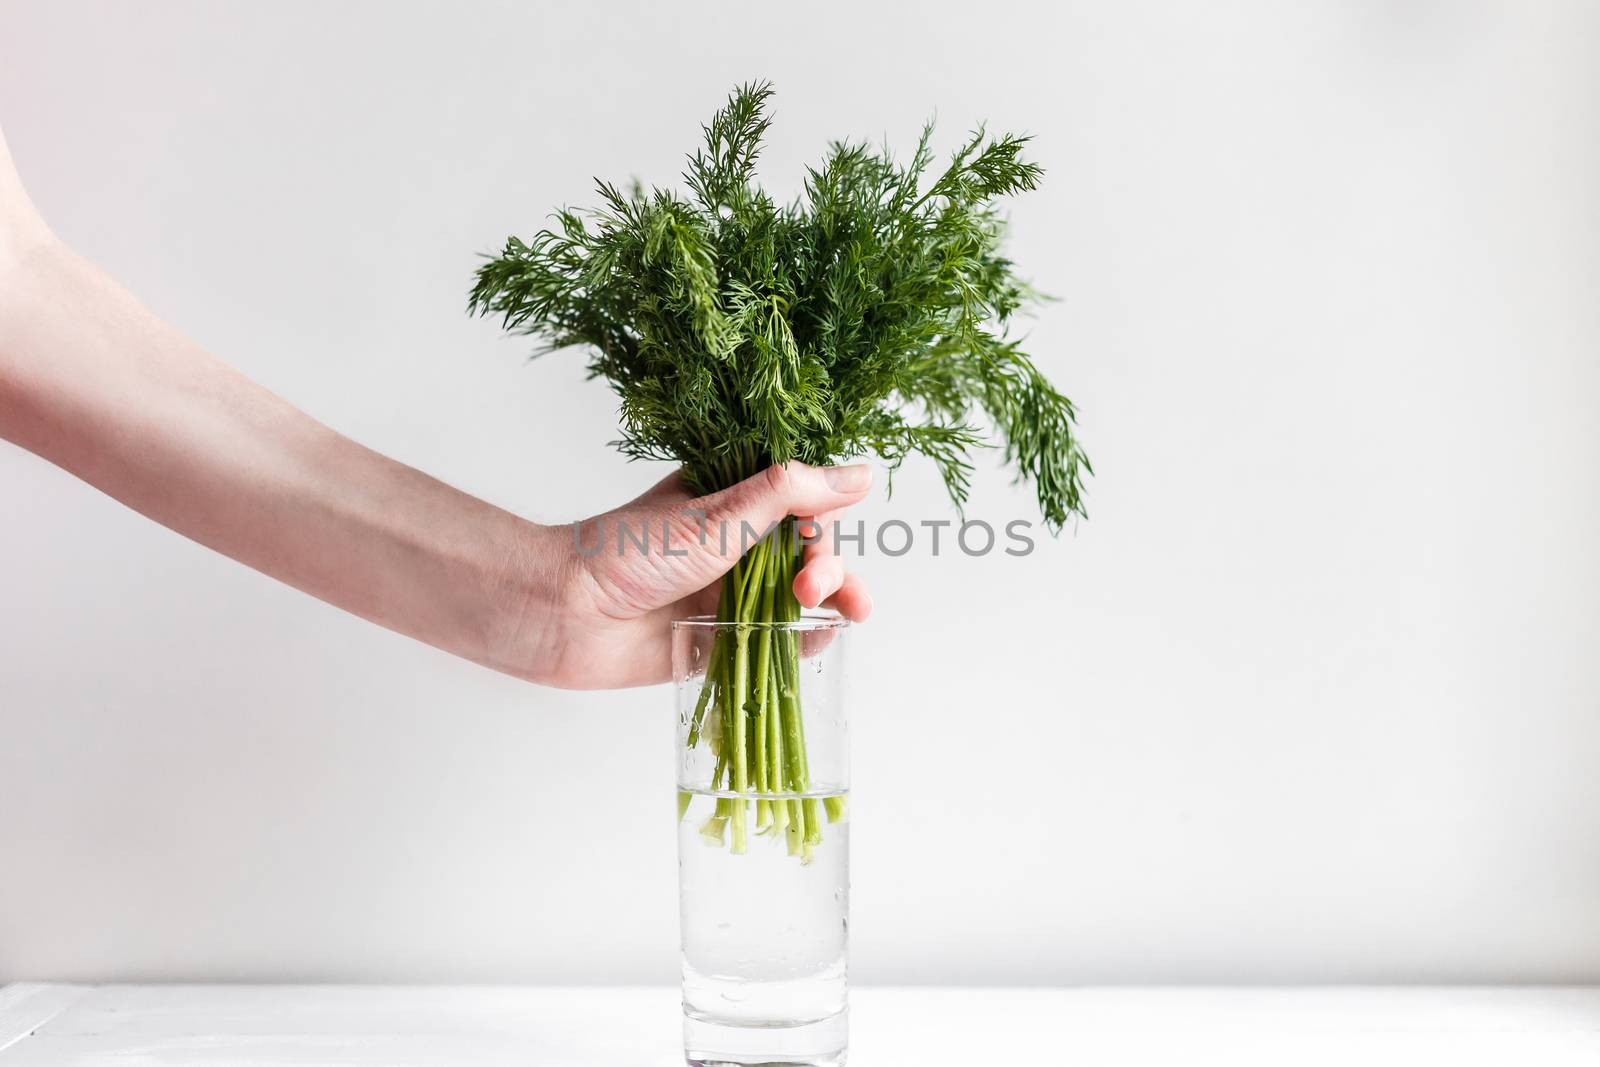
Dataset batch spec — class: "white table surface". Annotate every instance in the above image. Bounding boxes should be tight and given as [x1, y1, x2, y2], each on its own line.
[2, 984, 1599, 1066]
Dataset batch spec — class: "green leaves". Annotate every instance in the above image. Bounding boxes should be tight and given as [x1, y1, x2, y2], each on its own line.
[470, 83, 1089, 527]
[924, 129, 1044, 206]
[686, 81, 776, 214]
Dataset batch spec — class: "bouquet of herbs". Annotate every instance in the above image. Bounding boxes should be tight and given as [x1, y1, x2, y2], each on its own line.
[470, 83, 1088, 860]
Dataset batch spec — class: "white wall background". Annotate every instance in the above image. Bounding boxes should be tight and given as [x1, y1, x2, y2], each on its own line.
[2, 0, 1598, 985]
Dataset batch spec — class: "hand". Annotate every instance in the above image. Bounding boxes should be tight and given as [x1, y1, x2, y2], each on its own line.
[516, 462, 874, 689]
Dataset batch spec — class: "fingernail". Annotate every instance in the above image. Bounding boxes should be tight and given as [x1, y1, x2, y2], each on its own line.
[824, 464, 871, 492]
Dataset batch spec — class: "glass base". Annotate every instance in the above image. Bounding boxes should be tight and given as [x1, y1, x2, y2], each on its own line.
[684, 1009, 847, 1066]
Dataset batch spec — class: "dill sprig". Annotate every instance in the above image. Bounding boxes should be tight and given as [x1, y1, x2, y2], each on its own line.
[469, 81, 1089, 528]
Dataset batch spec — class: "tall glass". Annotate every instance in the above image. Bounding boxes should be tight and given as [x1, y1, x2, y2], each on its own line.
[673, 615, 850, 1067]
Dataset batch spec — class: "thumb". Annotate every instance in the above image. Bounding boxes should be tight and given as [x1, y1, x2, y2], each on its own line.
[699, 462, 871, 550]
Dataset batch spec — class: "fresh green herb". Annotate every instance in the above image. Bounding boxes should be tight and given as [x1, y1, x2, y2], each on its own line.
[470, 82, 1089, 859]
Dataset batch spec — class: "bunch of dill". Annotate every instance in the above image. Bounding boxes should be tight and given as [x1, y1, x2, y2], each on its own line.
[469, 81, 1088, 526]
[470, 83, 1089, 858]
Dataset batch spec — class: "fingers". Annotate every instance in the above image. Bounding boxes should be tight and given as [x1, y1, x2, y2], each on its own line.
[789, 503, 874, 621]
[793, 507, 844, 607]
[796, 553, 872, 621]
[697, 462, 871, 550]
[793, 550, 844, 608]
[794, 506, 872, 619]
[822, 570, 873, 622]
[798, 508, 842, 566]
[582, 462, 874, 622]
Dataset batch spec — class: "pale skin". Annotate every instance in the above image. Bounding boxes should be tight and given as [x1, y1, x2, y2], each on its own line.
[0, 126, 871, 689]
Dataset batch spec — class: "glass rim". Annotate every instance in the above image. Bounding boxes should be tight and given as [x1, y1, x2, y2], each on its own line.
[671, 612, 850, 632]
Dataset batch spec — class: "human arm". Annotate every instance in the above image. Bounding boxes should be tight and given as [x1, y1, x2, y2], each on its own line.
[0, 126, 870, 689]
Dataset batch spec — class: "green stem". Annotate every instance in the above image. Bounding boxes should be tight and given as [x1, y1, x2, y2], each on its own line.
[687, 578, 733, 747]
[752, 539, 776, 797]
[691, 518, 836, 862]
[730, 622, 750, 854]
